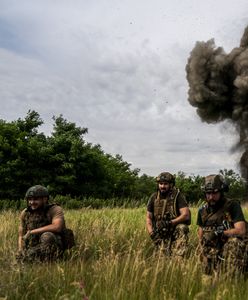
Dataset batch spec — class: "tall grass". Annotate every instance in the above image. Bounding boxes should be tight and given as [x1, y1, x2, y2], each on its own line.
[0, 207, 248, 299]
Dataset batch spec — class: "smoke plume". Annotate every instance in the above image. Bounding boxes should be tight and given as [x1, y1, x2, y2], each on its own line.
[186, 26, 248, 179]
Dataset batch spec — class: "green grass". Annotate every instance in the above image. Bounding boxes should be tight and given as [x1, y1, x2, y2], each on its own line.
[0, 207, 248, 299]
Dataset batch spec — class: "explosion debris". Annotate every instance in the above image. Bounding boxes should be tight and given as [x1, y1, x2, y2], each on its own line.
[186, 26, 248, 180]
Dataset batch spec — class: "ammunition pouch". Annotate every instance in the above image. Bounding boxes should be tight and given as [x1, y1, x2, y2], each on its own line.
[155, 213, 173, 239]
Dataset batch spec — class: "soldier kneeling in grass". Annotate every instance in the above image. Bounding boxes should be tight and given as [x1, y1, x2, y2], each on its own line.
[16, 185, 75, 263]
[197, 174, 248, 275]
[146, 172, 191, 257]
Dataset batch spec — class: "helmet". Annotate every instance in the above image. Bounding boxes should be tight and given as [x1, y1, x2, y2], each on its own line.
[156, 172, 175, 185]
[201, 175, 229, 193]
[25, 185, 49, 199]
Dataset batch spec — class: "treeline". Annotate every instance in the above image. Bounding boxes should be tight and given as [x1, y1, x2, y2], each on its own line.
[0, 111, 246, 205]
[0, 111, 156, 200]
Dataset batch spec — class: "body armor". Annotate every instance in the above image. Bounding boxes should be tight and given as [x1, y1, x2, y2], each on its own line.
[200, 198, 234, 229]
[154, 187, 180, 228]
[23, 204, 55, 248]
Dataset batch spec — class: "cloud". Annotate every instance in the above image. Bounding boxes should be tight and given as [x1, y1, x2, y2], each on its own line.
[0, 0, 247, 176]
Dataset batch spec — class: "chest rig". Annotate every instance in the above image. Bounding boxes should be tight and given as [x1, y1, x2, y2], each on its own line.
[200, 198, 234, 230]
[23, 204, 55, 247]
[153, 187, 180, 223]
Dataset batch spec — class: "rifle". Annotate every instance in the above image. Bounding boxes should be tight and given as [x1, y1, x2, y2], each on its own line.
[154, 212, 173, 239]
[202, 220, 230, 248]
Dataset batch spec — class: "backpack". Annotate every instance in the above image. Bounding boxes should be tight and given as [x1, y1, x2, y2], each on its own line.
[61, 228, 75, 249]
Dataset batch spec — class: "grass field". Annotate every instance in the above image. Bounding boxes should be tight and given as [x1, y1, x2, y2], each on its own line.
[1, 207, 248, 299]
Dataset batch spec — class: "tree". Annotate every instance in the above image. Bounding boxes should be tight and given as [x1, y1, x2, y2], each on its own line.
[0, 110, 47, 199]
[219, 169, 246, 201]
[175, 172, 204, 204]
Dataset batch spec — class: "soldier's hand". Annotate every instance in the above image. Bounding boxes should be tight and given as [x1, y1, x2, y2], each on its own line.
[150, 231, 158, 241]
[214, 228, 224, 239]
[22, 230, 32, 243]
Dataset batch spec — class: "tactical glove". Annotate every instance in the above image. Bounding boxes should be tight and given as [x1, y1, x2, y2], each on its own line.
[214, 228, 224, 238]
[150, 231, 158, 241]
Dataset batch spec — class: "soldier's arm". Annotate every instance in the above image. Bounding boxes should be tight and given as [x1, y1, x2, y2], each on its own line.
[146, 211, 154, 235]
[18, 224, 25, 251]
[198, 227, 203, 240]
[171, 207, 190, 226]
[223, 201, 246, 237]
[29, 217, 64, 235]
[224, 221, 246, 237]
[28, 206, 65, 236]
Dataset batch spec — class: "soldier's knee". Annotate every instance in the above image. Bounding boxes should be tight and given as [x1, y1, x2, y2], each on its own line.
[40, 232, 56, 245]
[175, 224, 189, 235]
[224, 237, 244, 250]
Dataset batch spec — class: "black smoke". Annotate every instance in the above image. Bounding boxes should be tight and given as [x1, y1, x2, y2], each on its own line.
[186, 26, 248, 179]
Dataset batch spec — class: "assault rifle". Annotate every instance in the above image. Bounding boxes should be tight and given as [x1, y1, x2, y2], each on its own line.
[154, 212, 173, 239]
[203, 220, 230, 247]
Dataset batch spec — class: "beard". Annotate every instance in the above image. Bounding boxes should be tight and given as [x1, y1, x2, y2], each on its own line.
[160, 189, 169, 197]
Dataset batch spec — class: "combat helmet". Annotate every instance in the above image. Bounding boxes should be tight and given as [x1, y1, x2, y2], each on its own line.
[201, 174, 229, 193]
[25, 185, 49, 199]
[156, 172, 175, 185]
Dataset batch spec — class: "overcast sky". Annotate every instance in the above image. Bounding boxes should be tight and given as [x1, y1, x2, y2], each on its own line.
[0, 0, 248, 177]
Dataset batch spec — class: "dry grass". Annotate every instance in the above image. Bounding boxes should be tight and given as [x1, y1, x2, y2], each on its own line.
[0, 207, 248, 299]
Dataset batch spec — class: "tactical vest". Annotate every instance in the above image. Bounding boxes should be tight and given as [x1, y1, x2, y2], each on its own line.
[153, 187, 180, 222]
[23, 204, 56, 247]
[200, 198, 234, 230]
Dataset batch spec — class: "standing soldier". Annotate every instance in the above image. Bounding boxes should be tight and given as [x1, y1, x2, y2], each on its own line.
[197, 174, 247, 275]
[16, 185, 74, 262]
[146, 172, 191, 257]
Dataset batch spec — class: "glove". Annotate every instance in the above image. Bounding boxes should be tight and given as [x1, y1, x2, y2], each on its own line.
[150, 231, 159, 241]
[214, 228, 224, 239]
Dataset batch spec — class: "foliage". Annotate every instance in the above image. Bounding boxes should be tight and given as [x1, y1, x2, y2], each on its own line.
[0, 111, 155, 200]
[176, 169, 247, 204]
[0, 111, 247, 203]
[175, 171, 204, 204]
[220, 169, 247, 201]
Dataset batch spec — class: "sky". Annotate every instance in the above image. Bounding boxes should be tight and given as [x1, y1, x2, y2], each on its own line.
[0, 0, 248, 177]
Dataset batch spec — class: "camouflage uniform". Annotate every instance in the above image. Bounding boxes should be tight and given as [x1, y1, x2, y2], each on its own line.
[147, 178, 191, 257]
[20, 204, 65, 262]
[197, 175, 247, 274]
[17, 185, 66, 263]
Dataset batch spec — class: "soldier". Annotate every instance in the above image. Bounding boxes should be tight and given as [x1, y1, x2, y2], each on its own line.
[16, 185, 71, 262]
[197, 174, 247, 275]
[146, 172, 191, 257]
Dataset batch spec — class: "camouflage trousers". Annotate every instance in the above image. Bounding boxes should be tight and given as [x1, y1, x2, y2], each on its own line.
[200, 237, 248, 275]
[18, 232, 63, 263]
[157, 224, 189, 257]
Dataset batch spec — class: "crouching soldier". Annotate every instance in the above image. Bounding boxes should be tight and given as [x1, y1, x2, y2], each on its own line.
[16, 185, 75, 263]
[146, 172, 191, 257]
[197, 174, 247, 275]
